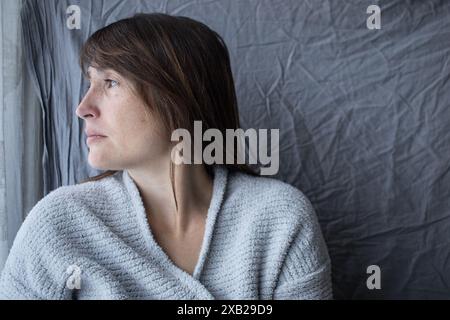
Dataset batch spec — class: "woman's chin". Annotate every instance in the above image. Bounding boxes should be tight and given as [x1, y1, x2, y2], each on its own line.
[88, 155, 110, 170]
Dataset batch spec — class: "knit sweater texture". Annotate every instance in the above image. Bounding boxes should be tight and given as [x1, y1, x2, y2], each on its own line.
[0, 165, 332, 299]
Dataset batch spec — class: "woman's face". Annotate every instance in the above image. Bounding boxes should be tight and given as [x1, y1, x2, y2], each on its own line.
[76, 67, 170, 171]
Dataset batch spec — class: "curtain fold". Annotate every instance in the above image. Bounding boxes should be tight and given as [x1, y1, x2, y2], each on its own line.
[0, 0, 43, 271]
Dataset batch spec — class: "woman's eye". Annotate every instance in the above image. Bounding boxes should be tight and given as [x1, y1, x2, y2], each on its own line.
[105, 79, 119, 88]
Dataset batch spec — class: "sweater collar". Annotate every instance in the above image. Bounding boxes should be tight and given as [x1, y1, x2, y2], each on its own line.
[121, 165, 228, 299]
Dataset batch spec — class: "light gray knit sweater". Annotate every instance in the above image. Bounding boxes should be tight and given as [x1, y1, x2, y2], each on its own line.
[0, 165, 332, 300]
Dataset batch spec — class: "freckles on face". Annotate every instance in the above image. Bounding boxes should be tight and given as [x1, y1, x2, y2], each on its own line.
[127, 104, 169, 152]
[88, 80, 170, 170]
[115, 96, 153, 148]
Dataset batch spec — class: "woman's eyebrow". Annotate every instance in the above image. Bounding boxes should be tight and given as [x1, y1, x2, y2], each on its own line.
[86, 68, 117, 79]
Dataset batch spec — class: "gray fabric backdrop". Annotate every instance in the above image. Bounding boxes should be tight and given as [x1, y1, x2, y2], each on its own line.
[20, 0, 450, 299]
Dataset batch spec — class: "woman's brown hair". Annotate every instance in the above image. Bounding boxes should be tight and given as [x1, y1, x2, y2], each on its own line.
[79, 12, 259, 183]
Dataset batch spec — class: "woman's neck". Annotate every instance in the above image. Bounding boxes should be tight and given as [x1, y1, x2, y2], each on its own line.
[126, 160, 214, 236]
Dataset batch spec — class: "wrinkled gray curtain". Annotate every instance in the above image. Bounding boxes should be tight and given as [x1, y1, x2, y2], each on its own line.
[0, 0, 42, 271]
[19, 0, 450, 299]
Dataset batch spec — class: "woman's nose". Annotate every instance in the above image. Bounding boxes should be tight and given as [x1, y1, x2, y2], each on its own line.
[76, 94, 98, 119]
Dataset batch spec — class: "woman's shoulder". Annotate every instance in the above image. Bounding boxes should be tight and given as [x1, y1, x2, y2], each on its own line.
[0, 173, 124, 299]
[226, 169, 317, 222]
[20, 172, 123, 234]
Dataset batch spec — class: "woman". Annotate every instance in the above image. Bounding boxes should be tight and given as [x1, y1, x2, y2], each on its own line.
[0, 13, 332, 299]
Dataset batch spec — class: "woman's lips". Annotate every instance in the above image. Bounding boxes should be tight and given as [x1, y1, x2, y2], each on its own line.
[87, 135, 106, 145]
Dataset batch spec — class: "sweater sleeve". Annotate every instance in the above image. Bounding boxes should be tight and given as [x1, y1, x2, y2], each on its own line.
[273, 191, 333, 300]
[0, 199, 69, 300]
